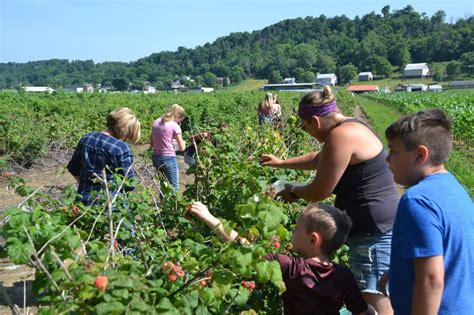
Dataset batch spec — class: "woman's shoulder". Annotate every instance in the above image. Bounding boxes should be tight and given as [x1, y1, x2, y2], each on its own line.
[330, 119, 375, 140]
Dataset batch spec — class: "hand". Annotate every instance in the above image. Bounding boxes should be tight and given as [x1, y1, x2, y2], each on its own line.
[275, 184, 297, 203]
[260, 154, 282, 167]
[188, 202, 214, 222]
[379, 271, 389, 296]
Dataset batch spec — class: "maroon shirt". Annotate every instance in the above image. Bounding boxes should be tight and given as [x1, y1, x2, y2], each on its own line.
[266, 253, 368, 315]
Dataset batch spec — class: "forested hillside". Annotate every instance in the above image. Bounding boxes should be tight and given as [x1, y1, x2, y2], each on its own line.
[1, 5, 472, 89]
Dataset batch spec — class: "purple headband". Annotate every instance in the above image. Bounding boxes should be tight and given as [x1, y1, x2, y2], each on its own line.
[298, 99, 338, 119]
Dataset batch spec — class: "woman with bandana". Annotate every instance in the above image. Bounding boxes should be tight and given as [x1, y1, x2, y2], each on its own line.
[260, 86, 398, 315]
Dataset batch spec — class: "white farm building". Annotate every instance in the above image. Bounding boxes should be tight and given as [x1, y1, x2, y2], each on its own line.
[403, 63, 430, 79]
[316, 73, 337, 86]
[358, 72, 373, 81]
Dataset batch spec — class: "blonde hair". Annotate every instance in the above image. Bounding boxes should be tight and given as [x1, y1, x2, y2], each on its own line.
[106, 107, 141, 143]
[258, 93, 274, 113]
[302, 203, 352, 255]
[161, 104, 185, 124]
[299, 85, 335, 107]
[265, 92, 274, 111]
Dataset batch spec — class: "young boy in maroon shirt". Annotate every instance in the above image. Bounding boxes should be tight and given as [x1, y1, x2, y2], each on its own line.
[189, 202, 376, 315]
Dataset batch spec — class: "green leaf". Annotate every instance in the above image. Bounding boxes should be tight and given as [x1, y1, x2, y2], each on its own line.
[181, 290, 199, 309]
[195, 305, 211, 315]
[276, 224, 289, 241]
[111, 288, 129, 300]
[236, 203, 256, 219]
[212, 283, 231, 299]
[255, 261, 271, 283]
[95, 301, 125, 314]
[232, 248, 253, 276]
[156, 297, 179, 314]
[16, 185, 34, 197]
[234, 288, 250, 306]
[183, 238, 208, 256]
[130, 298, 150, 312]
[8, 213, 30, 230]
[7, 237, 33, 264]
[213, 269, 234, 285]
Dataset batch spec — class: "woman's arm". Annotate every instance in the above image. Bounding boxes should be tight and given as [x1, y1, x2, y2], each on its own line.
[260, 151, 320, 170]
[356, 305, 377, 315]
[279, 130, 354, 202]
[175, 133, 186, 152]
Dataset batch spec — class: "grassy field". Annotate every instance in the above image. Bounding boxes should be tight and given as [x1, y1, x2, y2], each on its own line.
[224, 79, 268, 91]
[356, 96, 473, 196]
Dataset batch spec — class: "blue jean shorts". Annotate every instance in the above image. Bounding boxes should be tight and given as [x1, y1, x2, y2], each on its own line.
[152, 154, 179, 192]
[346, 230, 392, 295]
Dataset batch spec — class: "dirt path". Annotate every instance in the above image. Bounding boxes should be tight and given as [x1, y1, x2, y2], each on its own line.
[352, 104, 369, 121]
[0, 145, 194, 314]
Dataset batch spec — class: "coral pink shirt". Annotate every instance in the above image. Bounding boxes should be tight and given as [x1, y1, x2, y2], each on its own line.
[151, 118, 182, 156]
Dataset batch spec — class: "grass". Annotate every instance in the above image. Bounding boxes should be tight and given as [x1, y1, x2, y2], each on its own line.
[224, 79, 268, 92]
[356, 96, 473, 196]
[355, 96, 401, 145]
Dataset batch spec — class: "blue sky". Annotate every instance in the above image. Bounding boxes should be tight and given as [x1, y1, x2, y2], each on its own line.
[1, 0, 472, 63]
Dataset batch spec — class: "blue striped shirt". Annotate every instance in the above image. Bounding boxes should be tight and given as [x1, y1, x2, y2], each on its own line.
[67, 132, 135, 205]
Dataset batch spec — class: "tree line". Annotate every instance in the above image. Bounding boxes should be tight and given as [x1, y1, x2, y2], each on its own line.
[0, 5, 473, 90]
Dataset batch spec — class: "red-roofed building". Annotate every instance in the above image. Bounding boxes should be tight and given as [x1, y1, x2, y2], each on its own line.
[347, 85, 379, 94]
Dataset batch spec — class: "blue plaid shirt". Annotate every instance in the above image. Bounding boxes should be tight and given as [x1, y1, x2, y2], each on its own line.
[67, 132, 135, 205]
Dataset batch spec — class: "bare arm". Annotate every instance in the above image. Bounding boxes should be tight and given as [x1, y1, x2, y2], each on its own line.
[260, 151, 320, 170]
[356, 305, 377, 315]
[411, 256, 444, 315]
[285, 130, 353, 202]
[175, 133, 186, 152]
[188, 202, 240, 242]
[150, 123, 154, 149]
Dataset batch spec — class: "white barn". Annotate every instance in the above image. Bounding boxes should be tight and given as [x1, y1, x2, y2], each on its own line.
[403, 63, 430, 78]
[358, 72, 373, 81]
[316, 73, 337, 86]
[282, 77, 296, 84]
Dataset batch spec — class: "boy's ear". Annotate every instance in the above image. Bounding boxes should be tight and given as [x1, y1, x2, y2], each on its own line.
[310, 232, 322, 248]
[415, 145, 430, 165]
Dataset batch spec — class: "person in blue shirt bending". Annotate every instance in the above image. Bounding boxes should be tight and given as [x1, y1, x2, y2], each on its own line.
[382, 109, 474, 314]
[67, 107, 141, 205]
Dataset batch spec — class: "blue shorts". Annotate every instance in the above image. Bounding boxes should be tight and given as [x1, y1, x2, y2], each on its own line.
[152, 154, 179, 192]
[346, 230, 392, 295]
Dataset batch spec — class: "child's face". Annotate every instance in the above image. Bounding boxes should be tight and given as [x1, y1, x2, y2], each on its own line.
[291, 214, 313, 257]
[387, 138, 419, 186]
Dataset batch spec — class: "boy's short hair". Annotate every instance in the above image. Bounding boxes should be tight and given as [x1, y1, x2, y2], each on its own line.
[385, 109, 453, 165]
[302, 203, 352, 255]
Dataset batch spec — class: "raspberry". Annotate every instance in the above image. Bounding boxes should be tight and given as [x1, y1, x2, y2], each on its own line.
[94, 275, 108, 291]
[168, 273, 178, 282]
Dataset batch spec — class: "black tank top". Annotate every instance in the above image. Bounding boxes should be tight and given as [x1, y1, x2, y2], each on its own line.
[332, 119, 399, 236]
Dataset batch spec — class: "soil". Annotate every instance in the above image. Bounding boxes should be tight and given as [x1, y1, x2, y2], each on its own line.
[0, 144, 194, 314]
